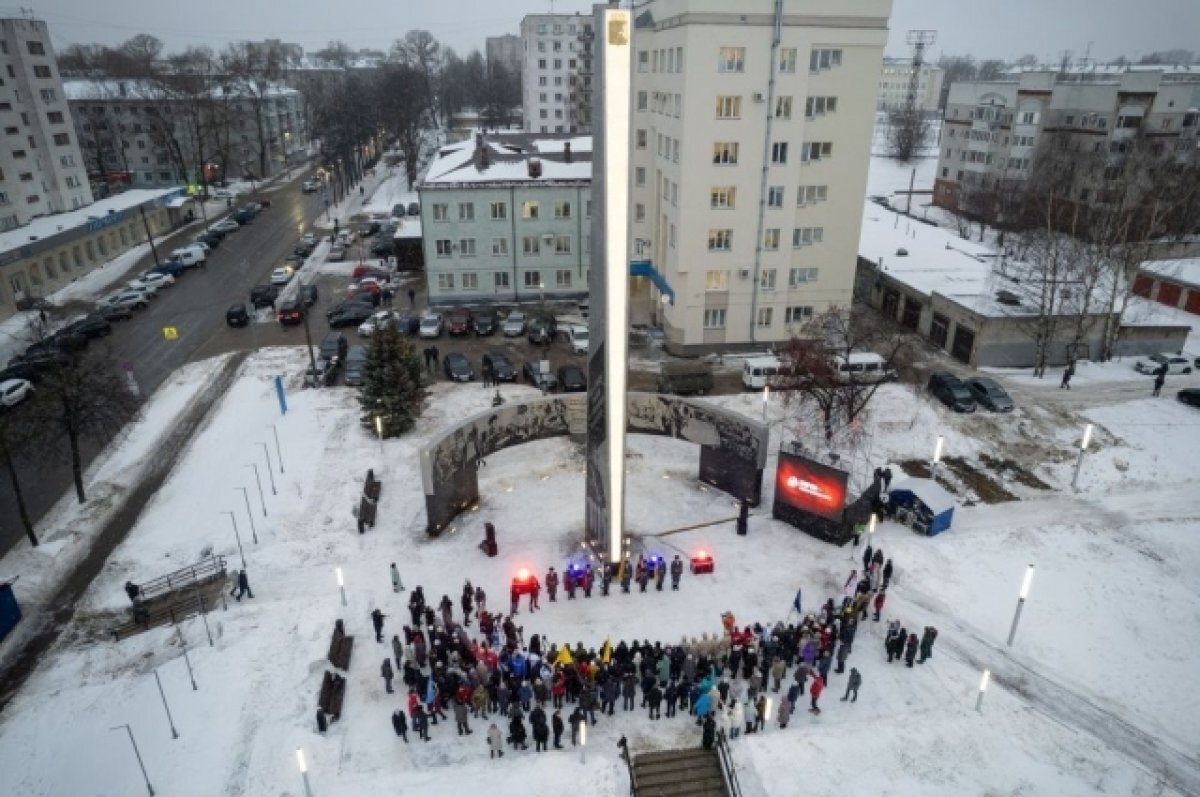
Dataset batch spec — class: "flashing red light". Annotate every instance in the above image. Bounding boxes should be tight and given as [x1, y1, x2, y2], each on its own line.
[516, 568, 530, 581]
[697, 550, 709, 559]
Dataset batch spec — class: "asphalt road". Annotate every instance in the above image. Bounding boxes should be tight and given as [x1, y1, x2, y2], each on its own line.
[0, 171, 328, 556]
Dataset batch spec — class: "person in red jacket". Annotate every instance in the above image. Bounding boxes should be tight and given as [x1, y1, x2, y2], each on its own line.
[808, 670, 825, 714]
[873, 588, 887, 622]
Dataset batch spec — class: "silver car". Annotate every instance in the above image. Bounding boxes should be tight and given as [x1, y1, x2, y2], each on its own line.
[419, 313, 443, 339]
[503, 311, 527, 337]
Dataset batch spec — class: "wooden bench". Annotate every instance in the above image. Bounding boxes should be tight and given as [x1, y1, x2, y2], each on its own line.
[327, 620, 354, 670]
[318, 670, 346, 721]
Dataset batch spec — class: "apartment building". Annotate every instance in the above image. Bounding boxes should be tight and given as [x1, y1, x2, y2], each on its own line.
[418, 133, 592, 306]
[0, 18, 94, 232]
[933, 66, 1200, 215]
[64, 79, 308, 191]
[876, 56, 943, 113]
[626, 0, 892, 354]
[520, 13, 594, 134]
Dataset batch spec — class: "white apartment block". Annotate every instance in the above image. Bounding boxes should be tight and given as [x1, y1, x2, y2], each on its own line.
[0, 18, 93, 232]
[520, 13, 594, 134]
[876, 56, 943, 113]
[626, 0, 891, 354]
[933, 66, 1200, 214]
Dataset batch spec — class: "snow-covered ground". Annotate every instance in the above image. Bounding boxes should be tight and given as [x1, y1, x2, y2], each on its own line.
[1, 344, 1199, 796]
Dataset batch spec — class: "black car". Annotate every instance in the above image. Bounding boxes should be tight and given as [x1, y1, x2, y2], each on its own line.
[318, 332, 349, 367]
[482, 351, 517, 382]
[528, 315, 557, 345]
[928, 371, 977, 413]
[250, 285, 280, 309]
[233, 209, 255, 225]
[0, 360, 44, 383]
[300, 284, 319, 307]
[1177, 388, 1200, 408]
[395, 312, 420, 336]
[226, 303, 250, 327]
[443, 352, 474, 382]
[195, 232, 222, 250]
[26, 331, 86, 357]
[284, 252, 307, 266]
[277, 300, 305, 326]
[474, 310, 498, 336]
[150, 260, 186, 278]
[99, 304, 134, 321]
[327, 296, 376, 320]
[64, 314, 112, 339]
[329, 304, 374, 328]
[7, 350, 68, 374]
[294, 241, 316, 257]
[522, 360, 558, 391]
[558, 364, 587, 392]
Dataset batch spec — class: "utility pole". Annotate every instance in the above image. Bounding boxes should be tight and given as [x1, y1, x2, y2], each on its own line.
[137, 205, 163, 269]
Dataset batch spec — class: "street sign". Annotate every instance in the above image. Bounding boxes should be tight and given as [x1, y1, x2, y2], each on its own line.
[163, 326, 179, 340]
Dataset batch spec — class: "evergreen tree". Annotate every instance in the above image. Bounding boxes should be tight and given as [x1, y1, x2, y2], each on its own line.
[358, 323, 426, 437]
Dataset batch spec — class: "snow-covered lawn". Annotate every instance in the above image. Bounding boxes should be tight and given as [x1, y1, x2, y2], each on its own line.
[1, 349, 1198, 796]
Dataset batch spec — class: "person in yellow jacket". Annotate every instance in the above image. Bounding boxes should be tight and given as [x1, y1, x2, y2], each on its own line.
[600, 638, 613, 665]
[554, 645, 574, 667]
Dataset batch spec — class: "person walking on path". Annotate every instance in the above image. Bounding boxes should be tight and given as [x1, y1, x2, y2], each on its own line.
[391, 635, 403, 670]
[777, 695, 792, 728]
[233, 569, 253, 600]
[552, 709, 564, 749]
[391, 709, 408, 742]
[390, 562, 404, 592]
[487, 723, 504, 758]
[808, 671, 825, 714]
[1061, 361, 1075, 389]
[407, 288, 416, 308]
[919, 626, 939, 663]
[873, 589, 887, 621]
[1153, 366, 1166, 397]
[841, 668, 862, 702]
[371, 608, 386, 642]
[381, 658, 395, 693]
[228, 569, 240, 599]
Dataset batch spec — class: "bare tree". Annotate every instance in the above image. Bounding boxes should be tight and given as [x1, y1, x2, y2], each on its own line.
[0, 409, 38, 546]
[886, 105, 931, 162]
[376, 62, 431, 186]
[221, 41, 288, 179]
[392, 30, 442, 126]
[313, 40, 354, 68]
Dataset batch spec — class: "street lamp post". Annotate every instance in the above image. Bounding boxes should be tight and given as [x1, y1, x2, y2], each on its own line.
[1071, 424, 1093, 491]
[762, 385, 770, 424]
[270, 424, 285, 474]
[336, 567, 347, 607]
[236, 487, 258, 544]
[975, 669, 990, 712]
[374, 416, 385, 469]
[930, 435, 945, 481]
[152, 670, 179, 739]
[1006, 565, 1035, 647]
[110, 725, 155, 796]
[258, 443, 277, 495]
[247, 464, 267, 516]
[222, 511, 247, 569]
[296, 748, 315, 797]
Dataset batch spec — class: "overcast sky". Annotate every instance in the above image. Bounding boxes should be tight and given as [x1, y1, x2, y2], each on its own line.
[26, 0, 1200, 64]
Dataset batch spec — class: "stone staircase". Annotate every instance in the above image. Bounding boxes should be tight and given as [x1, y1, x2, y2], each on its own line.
[632, 748, 729, 797]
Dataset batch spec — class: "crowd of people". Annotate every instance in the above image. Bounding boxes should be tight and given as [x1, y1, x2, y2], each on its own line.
[348, 546, 937, 759]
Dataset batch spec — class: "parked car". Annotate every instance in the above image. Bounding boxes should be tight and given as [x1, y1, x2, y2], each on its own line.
[103, 292, 150, 311]
[447, 307, 474, 335]
[558, 364, 587, 392]
[169, 244, 207, 268]
[317, 332, 348, 369]
[123, 282, 159, 300]
[345, 286, 382, 307]
[522, 359, 558, 391]
[294, 239, 316, 257]
[300, 284, 319, 307]
[194, 232, 222, 249]
[6, 351, 67, 375]
[1133, 353, 1193, 375]
[528, 315, 557, 345]
[482, 352, 517, 382]
[149, 260, 185, 278]
[657, 361, 712, 396]
[358, 310, 398, 337]
[927, 371, 977, 413]
[419, 313, 443, 339]
[343, 345, 369, 386]
[0, 378, 33, 408]
[99, 304, 134, 321]
[443, 352, 474, 382]
[277, 300, 304, 326]
[833, 352, 897, 383]
[270, 266, 295, 286]
[250, 285, 280, 308]
[211, 188, 237, 200]
[352, 264, 389, 280]
[565, 324, 589, 355]
[209, 219, 240, 234]
[406, 202, 420, 217]
[1177, 388, 1200, 408]
[474, 309, 498, 336]
[301, 232, 317, 247]
[966, 377, 1015, 412]
[395, 312, 420, 336]
[327, 244, 348, 262]
[304, 360, 338, 387]
[64, 314, 112, 339]
[233, 208, 256, 225]
[137, 271, 175, 288]
[329, 303, 374, 328]
[503, 311, 527, 337]
[226, 303, 250, 327]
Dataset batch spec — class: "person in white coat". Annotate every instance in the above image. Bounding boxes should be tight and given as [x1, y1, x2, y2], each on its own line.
[729, 700, 744, 739]
[715, 700, 731, 741]
[743, 698, 758, 734]
[487, 723, 504, 759]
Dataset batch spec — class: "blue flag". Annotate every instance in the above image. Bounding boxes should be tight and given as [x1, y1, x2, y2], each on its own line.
[792, 588, 803, 614]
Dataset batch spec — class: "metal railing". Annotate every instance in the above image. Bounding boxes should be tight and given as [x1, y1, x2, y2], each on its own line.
[135, 555, 227, 603]
[111, 589, 219, 642]
[618, 736, 637, 795]
[714, 729, 742, 797]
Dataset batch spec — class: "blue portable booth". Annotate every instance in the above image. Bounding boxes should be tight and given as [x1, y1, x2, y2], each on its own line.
[0, 579, 21, 642]
[885, 476, 955, 536]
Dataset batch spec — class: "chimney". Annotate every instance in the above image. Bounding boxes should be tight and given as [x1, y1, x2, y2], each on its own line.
[528, 158, 542, 178]
[475, 133, 490, 169]
[563, 141, 572, 163]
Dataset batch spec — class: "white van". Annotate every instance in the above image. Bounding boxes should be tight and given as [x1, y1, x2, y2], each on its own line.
[566, 324, 590, 355]
[742, 356, 792, 390]
[834, 352, 897, 383]
[169, 245, 207, 269]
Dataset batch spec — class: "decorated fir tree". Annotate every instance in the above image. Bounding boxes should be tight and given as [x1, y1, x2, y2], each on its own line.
[358, 323, 426, 437]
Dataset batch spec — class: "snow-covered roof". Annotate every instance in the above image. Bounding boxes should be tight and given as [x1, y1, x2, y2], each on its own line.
[420, 134, 593, 187]
[1140, 258, 1200, 289]
[393, 218, 422, 240]
[0, 188, 185, 257]
[888, 475, 956, 515]
[63, 78, 300, 103]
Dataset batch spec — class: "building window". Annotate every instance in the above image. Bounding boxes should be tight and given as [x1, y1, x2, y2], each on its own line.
[637, 91, 648, 111]
[711, 187, 736, 209]
[785, 306, 813, 323]
[788, 267, 820, 285]
[703, 308, 727, 328]
[436, 273, 455, 290]
[718, 47, 745, 73]
[435, 239, 453, 257]
[459, 238, 476, 256]
[779, 48, 797, 73]
[26, 41, 45, 55]
[638, 50, 649, 72]
[805, 96, 838, 117]
[792, 228, 823, 247]
[47, 111, 63, 124]
[797, 185, 828, 205]
[635, 167, 646, 186]
[708, 230, 732, 251]
[635, 203, 646, 222]
[523, 236, 540, 254]
[462, 273, 479, 290]
[775, 96, 793, 119]
[555, 269, 572, 288]
[521, 200, 539, 219]
[801, 141, 833, 162]
[491, 238, 509, 256]
[524, 271, 542, 288]
[554, 235, 571, 254]
[39, 89, 57, 102]
[705, 270, 729, 291]
[636, 129, 647, 148]
[771, 142, 788, 164]
[458, 202, 474, 221]
[712, 142, 739, 165]
[33, 65, 51, 79]
[1013, 135, 1035, 147]
[1019, 110, 1040, 125]
[767, 186, 785, 208]
[756, 307, 773, 327]
[494, 271, 510, 290]
[432, 203, 449, 221]
[490, 201, 507, 219]
[52, 133, 70, 146]
[554, 200, 571, 219]
[764, 228, 780, 250]
[715, 96, 742, 119]
[760, 269, 777, 290]
[809, 48, 842, 72]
